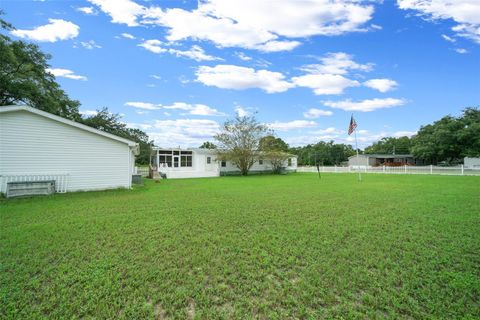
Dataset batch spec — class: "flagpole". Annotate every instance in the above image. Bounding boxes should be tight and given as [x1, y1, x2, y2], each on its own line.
[353, 117, 362, 182]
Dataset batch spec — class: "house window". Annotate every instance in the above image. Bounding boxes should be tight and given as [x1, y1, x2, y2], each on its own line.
[221, 161, 226, 167]
[180, 155, 192, 167]
[159, 155, 172, 167]
[207, 157, 211, 164]
[288, 158, 292, 166]
[259, 159, 263, 165]
[158, 150, 193, 167]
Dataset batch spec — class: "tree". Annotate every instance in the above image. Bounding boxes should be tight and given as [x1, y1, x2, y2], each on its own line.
[259, 135, 290, 174]
[259, 135, 289, 152]
[199, 141, 217, 149]
[82, 108, 154, 165]
[214, 114, 270, 175]
[365, 136, 412, 155]
[289, 141, 355, 166]
[0, 11, 81, 120]
[411, 108, 480, 164]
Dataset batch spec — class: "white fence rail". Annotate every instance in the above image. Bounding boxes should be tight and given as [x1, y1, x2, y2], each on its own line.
[297, 165, 480, 176]
[0, 173, 69, 194]
[134, 166, 149, 177]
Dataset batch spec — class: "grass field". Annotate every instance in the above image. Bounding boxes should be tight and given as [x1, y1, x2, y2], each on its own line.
[1, 173, 479, 319]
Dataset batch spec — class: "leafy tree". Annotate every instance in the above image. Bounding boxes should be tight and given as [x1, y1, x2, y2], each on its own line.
[259, 135, 290, 174]
[290, 141, 355, 166]
[460, 107, 480, 157]
[0, 11, 80, 120]
[199, 141, 217, 149]
[365, 136, 412, 155]
[411, 108, 480, 164]
[214, 114, 270, 175]
[259, 135, 289, 152]
[81, 108, 154, 165]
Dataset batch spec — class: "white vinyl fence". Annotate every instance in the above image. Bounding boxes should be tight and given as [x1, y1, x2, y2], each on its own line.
[134, 166, 149, 177]
[297, 165, 480, 176]
[0, 173, 69, 194]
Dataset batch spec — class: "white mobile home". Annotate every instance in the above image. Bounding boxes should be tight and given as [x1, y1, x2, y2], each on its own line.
[151, 147, 297, 179]
[0, 105, 139, 193]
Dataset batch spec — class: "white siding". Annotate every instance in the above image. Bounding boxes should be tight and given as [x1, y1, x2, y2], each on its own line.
[0, 110, 133, 192]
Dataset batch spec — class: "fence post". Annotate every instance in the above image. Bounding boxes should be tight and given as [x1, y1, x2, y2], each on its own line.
[461, 164, 464, 176]
[383, 165, 385, 173]
[404, 165, 407, 174]
[430, 165, 433, 174]
[334, 165, 337, 172]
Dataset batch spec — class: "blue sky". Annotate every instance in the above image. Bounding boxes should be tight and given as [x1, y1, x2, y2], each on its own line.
[2, 0, 479, 148]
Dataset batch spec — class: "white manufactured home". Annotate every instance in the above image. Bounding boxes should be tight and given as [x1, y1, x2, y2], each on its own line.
[151, 147, 297, 179]
[0, 105, 139, 193]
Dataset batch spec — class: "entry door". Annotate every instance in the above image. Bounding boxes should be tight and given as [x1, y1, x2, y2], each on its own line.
[205, 156, 213, 171]
[173, 156, 180, 168]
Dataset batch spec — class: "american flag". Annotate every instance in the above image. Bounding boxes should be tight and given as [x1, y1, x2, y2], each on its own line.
[348, 115, 357, 135]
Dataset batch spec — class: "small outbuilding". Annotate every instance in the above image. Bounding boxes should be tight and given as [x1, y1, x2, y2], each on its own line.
[0, 105, 139, 194]
[464, 157, 480, 169]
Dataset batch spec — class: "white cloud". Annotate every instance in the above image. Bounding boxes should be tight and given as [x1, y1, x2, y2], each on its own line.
[150, 75, 161, 80]
[88, 0, 145, 27]
[163, 102, 225, 116]
[138, 39, 167, 53]
[313, 127, 343, 134]
[269, 120, 317, 131]
[11, 19, 79, 42]
[125, 101, 224, 116]
[168, 45, 222, 61]
[255, 40, 302, 52]
[125, 102, 161, 110]
[303, 108, 333, 118]
[77, 6, 97, 15]
[323, 98, 406, 112]
[196, 65, 293, 93]
[235, 52, 252, 61]
[292, 73, 360, 95]
[144, 119, 221, 147]
[363, 78, 398, 92]
[441, 34, 456, 42]
[301, 52, 374, 75]
[139, 40, 220, 61]
[80, 40, 102, 49]
[455, 48, 468, 54]
[47, 68, 87, 81]
[397, 0, 480, 44]
[121, 32, 136, 39]
[93, 0, 374, 51]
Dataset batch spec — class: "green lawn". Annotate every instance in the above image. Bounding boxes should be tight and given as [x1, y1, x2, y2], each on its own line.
[1, 173, 479, 319]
